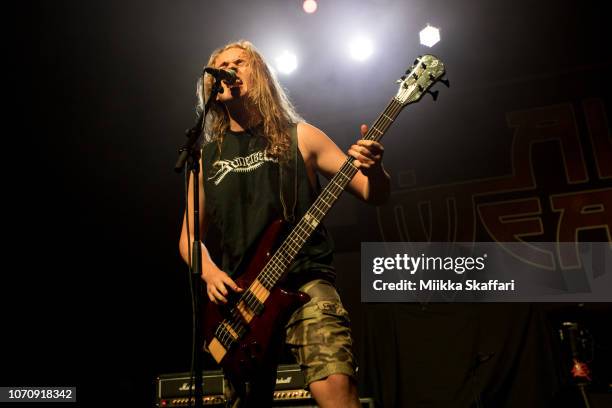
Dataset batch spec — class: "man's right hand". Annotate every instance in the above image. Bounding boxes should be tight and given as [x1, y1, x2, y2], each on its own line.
[202, 266, 244, 304]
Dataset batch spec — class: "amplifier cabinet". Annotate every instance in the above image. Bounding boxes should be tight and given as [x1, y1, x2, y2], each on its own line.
[156, 365, 374, 407]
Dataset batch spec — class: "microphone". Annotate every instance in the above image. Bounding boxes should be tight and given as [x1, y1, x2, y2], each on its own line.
[204, 67, 238, 84]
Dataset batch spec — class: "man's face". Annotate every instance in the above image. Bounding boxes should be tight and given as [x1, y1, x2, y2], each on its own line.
[212, 47, 252, 103]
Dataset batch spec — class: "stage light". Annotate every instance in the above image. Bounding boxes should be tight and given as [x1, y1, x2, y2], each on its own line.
[419, 24, 440, 47]
[303, 0, 317, 14]
[348, 36, 374, 61]
[275, 50, 298, 74]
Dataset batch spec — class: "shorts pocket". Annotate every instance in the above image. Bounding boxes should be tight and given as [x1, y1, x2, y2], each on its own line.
[285, 299, 350, 346]
[315, 300, 350, 324]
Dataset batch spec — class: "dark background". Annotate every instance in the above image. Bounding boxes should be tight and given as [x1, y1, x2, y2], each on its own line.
[4, 0, 611, 406]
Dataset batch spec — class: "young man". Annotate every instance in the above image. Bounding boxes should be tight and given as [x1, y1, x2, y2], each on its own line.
[179, 40, 390, 408]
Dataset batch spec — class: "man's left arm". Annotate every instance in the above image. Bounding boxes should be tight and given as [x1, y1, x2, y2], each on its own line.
[298, 122, 391, 205]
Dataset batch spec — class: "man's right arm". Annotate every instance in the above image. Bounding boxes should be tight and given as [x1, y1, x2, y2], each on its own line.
[178, 159, 243, 304]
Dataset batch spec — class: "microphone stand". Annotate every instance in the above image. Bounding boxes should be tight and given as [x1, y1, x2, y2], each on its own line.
[174, 75, 224, 408]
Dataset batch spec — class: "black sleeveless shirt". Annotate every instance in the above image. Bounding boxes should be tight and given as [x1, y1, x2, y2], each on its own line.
[201, 125, 335, 289]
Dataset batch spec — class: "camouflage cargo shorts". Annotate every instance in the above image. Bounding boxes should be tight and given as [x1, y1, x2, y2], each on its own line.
[284, 279, 357, 386]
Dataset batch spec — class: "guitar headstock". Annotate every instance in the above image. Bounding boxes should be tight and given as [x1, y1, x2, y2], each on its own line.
[395, 55, 448, 106]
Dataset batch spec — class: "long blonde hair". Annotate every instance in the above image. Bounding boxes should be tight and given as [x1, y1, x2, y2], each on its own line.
[196, 40, 302, 160]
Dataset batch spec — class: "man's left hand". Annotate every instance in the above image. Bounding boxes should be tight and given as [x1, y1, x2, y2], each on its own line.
[347, 124, 385, 177]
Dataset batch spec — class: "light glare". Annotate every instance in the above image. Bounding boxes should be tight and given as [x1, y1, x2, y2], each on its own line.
[303, 0, 317, 14]
[348, 36, 374, 61]
[420, 25, 440, 47]
[275, 51, 298, 74]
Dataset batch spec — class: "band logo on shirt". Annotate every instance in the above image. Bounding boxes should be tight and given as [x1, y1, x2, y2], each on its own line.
[208, 150, 278, 185]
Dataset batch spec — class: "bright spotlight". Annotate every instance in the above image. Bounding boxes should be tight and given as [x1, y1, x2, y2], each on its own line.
[303, 0, 317, 14]
[275, 51, 298, 74]
[348, 36, 374, 61]
[419, 24, 440, 47]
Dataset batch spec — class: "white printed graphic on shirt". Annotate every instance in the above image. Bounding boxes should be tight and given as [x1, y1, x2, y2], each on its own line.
[208, 150, 278, 185]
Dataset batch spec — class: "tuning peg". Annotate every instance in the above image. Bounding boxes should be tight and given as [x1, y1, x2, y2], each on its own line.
[439, 78, 450, 87]
[427, 90, 439, 101]
[396, 75, 407, 83]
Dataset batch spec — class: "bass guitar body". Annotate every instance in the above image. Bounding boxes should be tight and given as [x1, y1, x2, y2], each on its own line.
[202, 218, 310, 400]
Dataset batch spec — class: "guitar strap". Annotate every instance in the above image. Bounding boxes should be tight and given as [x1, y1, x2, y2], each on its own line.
[279, 124, 298, 223]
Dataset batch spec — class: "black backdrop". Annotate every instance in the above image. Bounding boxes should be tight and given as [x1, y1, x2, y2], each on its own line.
[5, 1, 611, 407]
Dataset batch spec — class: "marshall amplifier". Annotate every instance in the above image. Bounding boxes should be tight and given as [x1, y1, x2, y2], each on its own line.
[156, 364, 309, 407]
[156, 368, 225, 407]
[156, 364, 374, 407]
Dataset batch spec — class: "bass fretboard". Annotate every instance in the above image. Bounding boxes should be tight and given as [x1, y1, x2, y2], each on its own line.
[256, 97, 404, 289]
